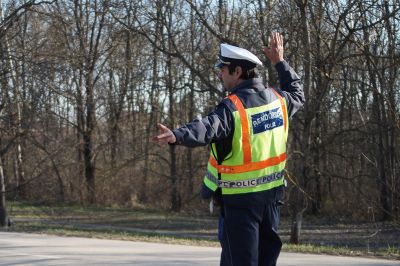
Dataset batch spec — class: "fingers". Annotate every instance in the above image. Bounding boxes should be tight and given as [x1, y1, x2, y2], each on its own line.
[154, 123, 170, 140]
[156, 132, 172, 140]
[265, 32, 282, 51]
[153, 123, 176, 144]
[263, 32, 284, 66]
[276, 33, 283, 49]
[156, 123, 168, 132]
[271, 32, 282, 48]
[272, 32, 277, 47]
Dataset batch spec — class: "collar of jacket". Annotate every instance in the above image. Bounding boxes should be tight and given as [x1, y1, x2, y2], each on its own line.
[230, 78, 265, 94]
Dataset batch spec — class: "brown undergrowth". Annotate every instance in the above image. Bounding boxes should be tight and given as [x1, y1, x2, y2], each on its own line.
[3, 202, 399, 260]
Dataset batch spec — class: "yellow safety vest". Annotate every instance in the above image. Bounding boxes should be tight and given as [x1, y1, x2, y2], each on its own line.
[203, 89, 289, 195]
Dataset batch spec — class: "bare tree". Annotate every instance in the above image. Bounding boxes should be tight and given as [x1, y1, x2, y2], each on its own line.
[0, 0, 398, 228]
[56, 0, 112, 204]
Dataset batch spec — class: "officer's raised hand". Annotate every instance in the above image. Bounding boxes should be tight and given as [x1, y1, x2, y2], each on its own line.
[263, 32, 284, 65]
[153, 123, 176, 144]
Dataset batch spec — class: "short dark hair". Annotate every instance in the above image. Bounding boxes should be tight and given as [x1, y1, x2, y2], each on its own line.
[227, 63, 258, 79]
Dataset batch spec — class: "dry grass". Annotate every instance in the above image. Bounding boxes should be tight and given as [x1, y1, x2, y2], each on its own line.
[3, 201, 399, 260]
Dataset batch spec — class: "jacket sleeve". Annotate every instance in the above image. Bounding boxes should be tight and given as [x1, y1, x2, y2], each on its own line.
[275, 60, 305, 118]
[172, 102, 233, 147]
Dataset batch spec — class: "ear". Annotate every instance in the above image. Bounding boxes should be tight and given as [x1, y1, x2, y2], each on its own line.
[235, 66, 243, 77]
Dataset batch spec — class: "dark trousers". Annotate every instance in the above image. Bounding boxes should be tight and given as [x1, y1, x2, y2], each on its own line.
[219, 200, 282, 266]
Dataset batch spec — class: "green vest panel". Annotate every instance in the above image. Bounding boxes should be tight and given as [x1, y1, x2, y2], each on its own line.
[204, 91, 288, 195]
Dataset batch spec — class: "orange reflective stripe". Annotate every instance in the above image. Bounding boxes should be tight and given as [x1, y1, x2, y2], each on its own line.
[227, 94, 252, 164]
[214, 91, 287, 175]
[271, 89, 287, 131]
[209, 152, 286, 174]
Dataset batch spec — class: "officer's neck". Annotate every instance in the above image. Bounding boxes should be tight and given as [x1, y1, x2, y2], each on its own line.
[227, 78, 246, 93]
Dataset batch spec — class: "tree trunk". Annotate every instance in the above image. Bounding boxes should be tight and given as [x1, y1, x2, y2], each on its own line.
[0, 6, 26, 200]
[373, 90, 391, 220]
[383, 0, 397, 219]
[140, 2, 161, 203]
[166, 0, 180, 211]
[0, 153, 8, 228]
[290, 0, 312, 244]
[168, 60, 180, 211]
[72, 0, 108, 204]
[187, 7, 196, 195]
[290, 211, 304, 244]
[361, 7, 392, 219]
[76, 68, 85, 203]
[84, 71, 96, 204]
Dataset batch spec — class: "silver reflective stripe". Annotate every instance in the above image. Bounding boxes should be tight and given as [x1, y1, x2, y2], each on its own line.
[205, 170, 285, 188]
[206, 171, 219, 184]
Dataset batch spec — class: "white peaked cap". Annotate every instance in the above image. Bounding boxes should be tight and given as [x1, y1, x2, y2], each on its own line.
[220, 43, 263, 66]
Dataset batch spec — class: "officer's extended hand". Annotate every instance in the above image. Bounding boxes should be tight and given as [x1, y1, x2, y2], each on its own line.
[153, 123, 176, 145]
[263, 32, 284, 66]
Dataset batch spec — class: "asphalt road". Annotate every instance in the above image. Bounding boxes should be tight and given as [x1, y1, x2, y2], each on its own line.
[0, 232, 398, 266]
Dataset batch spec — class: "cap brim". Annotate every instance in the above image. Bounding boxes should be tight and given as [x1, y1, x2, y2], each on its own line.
[215, 62, 226, 68]
[215, 58, 231, 69]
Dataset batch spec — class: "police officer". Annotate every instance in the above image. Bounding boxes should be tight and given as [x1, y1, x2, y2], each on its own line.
[155, 32, 304, 266]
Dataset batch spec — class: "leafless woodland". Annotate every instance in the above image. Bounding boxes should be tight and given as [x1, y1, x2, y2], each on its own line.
[0, 0, 399, 242]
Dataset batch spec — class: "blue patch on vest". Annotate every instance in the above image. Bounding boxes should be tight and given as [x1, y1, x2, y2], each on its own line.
[251, 107, 283, 134]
